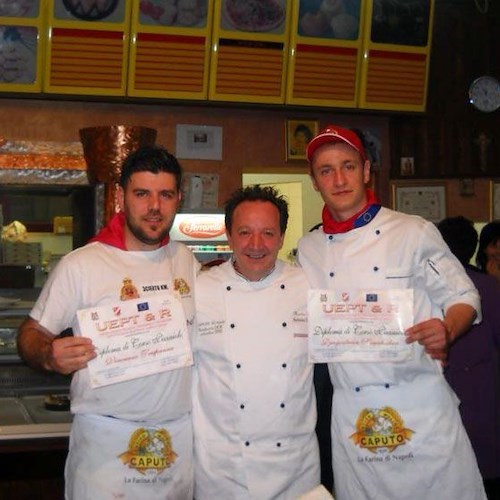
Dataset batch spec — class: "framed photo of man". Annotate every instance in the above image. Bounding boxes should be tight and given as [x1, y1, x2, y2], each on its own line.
[286, 119, 318, 161]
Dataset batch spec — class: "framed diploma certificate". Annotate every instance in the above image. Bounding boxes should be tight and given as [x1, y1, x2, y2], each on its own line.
[77, 293, 193, 388]
[308, 289, 414, 363]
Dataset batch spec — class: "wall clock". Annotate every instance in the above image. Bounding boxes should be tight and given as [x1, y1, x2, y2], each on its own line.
[468, 75, 500, 112]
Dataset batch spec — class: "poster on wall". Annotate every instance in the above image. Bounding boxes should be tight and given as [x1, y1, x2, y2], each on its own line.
[175, 124, 223, 160]
[181, 173, 219, 209]
[393, 184, 446, 223]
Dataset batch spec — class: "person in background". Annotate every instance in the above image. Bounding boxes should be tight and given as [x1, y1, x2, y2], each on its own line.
[437, 216, 500, 500]
[297, 124, 486, 500]
[477, 220, 500, 285]
[192, 185, 320, 498]
[17, 146, 199, 499]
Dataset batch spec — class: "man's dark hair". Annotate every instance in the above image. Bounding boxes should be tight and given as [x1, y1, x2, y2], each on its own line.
[476, 221, 500, 272]
[437, 216, 478, 266]
[119, 146, 182, 190]
[225, 185, 289, 235]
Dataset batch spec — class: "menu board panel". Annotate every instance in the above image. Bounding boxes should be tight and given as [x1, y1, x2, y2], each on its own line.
[128, 0, 214, 99]
[286, 0, 365, 107]
[209, 0, 291, 104]
[0, 0, 43, 92]
[44, 0, 131, 96]
[358, 0, 434, 112]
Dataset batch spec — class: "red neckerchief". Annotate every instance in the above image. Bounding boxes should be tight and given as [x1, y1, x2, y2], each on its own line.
[322, 189, 380, 234]
[90, 212, 170, 250]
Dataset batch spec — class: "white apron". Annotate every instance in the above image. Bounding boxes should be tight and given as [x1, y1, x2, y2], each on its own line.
[330, 373, 486, 500]
[65, 413, 193, 500]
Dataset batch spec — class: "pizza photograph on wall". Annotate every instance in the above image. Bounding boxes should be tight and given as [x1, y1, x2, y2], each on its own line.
[222, 0, 286, 33]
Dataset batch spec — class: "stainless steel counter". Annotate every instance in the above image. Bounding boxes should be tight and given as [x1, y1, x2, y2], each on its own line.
[0, 395, 72, 440]
[0, 293, 73, 441]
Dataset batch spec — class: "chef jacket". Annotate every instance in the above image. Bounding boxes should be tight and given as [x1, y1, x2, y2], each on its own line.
[298, 207, 486, 500]
[192, 260, 320, 499]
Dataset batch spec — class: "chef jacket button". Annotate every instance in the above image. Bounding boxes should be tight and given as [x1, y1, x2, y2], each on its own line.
[373, 266, 379, 272]
[280, 284, 285, 289]
[282, 322, 287, 327]
[226, 285, 231, 291]
[385, 383, 390, 389]
[230, 323, 235, 328]
[280, 403, 285, 408]
[355, 387, 360, 392]
[328, 235, 334, 240]
[376, 230, 380, 235]
[236, 363, 241, 369]
[282, 363, 287, 368]
[276, 442, 281, 447]
[240, 404, 245, 409]
[329, 272, 334, 277]
[245, 441, 250, 447]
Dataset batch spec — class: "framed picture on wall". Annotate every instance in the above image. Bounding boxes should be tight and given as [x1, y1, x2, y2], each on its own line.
[285, 119, 318, 161]
[491, 180, 500, 220]
[175, 124, 223, 160]
[392, 182, 446, 223]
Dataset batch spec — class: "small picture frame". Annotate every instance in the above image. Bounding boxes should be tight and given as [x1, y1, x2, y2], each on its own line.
[286, 119, 319, 161]
[392, 183, 446, 223]
[400, 157, 415, 176]
[491, 180, 500, 221]
[175, 124, 223, 160]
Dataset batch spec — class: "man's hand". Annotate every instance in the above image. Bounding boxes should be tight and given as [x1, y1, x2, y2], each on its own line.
[405, 318, 449, 361]
[17, 317, 97, 375]
[48, 336, 97, 374]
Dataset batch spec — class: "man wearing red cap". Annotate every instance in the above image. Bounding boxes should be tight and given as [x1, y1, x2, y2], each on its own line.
[298, 125, 486, 499]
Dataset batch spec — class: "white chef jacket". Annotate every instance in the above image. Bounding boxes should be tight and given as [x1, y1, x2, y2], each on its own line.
[30, 240, 199, 499]
[192, 260, 320, 499]
[298, 207, 486, 500]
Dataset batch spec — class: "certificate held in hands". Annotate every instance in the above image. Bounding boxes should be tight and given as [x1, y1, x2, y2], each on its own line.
[77, 293, 193, 388]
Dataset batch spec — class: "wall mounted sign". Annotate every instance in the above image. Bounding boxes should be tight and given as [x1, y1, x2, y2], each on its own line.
[175, 124, 223, 161]
[393, 183, 446, 223]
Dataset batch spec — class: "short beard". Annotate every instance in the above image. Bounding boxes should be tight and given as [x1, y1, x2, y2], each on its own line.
[126, 212, 171, 247]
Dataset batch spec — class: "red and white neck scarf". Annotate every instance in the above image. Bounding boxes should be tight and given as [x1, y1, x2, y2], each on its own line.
[321, 189, 381, 234]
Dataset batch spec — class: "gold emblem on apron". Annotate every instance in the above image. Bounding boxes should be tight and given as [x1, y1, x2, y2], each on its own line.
[120, 277, 140, 301]
[350, 407, 414, 453]
[119, 428, 177, 474]
[173, 278, 190, 295]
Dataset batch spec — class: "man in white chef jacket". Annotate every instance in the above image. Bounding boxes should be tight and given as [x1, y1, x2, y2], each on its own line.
[192, 185, 321, 499]
[17, 146, 199, 499]
[298, 125, 487, 500]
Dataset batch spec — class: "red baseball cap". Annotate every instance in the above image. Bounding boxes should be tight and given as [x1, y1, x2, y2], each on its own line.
[306, 125, 367, 163]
